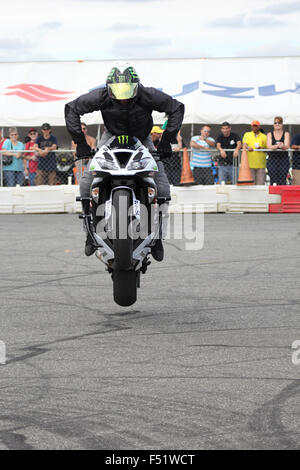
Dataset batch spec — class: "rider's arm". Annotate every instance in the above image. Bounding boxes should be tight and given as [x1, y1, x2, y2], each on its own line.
[143, 86, 185, 144]
[64, 88, 105, 145]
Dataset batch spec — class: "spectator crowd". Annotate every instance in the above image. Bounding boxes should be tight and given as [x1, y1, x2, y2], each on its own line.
[1, 117, 300, 187]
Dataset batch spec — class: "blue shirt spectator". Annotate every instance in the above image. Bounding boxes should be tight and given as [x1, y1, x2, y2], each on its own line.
[190, 125, 215, 169]
[190, 125, 216, 185]
[2, 137, 25, 172]
[2, 127, 25, 187]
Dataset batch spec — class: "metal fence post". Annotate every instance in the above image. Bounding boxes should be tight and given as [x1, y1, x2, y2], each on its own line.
[96, 124, 101, 147]
[190, 124, 194, 144]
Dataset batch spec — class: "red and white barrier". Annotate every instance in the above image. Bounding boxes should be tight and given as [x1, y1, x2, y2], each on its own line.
[1, 184, 300, 214]
[269, 186, 300, 213]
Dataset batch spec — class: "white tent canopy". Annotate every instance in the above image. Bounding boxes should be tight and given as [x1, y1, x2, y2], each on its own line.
[1, 57, 300, 127]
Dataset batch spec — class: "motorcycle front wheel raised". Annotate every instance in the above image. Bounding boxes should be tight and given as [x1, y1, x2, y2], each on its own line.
[112, 188, 137, 306]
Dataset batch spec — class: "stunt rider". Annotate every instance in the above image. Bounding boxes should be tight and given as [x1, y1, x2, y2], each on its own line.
[64, 63, 184, 261]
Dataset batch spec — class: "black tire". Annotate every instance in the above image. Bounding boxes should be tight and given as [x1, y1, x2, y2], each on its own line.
[113, 269, 137, 307]
[112, 188, 133, 270]
[112, 188, 137, 306]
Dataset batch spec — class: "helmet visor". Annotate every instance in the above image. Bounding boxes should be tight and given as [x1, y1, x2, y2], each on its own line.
[108, 82, 138, 100]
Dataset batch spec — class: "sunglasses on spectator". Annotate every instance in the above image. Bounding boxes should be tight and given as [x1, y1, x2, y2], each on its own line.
[81, 127, 87, 131]
[29, 131, 37, 134]
[274, 121, 282, 124]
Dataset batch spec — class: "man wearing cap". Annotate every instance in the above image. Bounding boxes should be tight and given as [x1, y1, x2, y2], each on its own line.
[242, 121, 267, 185]
[216, 122, 241, 184]
[34, 123, 58, 185]
[151, 125, 164, 149]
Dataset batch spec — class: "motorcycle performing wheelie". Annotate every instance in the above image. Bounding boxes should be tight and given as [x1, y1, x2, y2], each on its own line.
[76, 135, 166, 307]
[64, 62, 184, 307]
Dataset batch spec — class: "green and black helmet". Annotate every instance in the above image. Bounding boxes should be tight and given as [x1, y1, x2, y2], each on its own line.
[106, 63, 139, 100]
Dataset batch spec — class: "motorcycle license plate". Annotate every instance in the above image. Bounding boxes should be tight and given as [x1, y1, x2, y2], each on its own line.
[105, 200, 112, 220]
[133, 199, 141, 219]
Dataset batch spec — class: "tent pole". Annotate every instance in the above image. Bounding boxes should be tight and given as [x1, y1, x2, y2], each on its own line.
[96, 124, 101, 146]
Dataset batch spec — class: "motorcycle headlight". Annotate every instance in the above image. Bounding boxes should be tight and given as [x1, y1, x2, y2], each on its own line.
[96, 157, 119, 171]
[127, 157, 151, 171]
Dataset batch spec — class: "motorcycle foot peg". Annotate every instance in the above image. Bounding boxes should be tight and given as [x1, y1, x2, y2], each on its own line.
[77, 196, 92, 214]
[78, 213, 92, 220]
[76, 196, 92, 202]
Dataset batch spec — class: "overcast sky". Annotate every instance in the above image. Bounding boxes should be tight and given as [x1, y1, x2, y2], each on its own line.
[1, 0, 299, 62]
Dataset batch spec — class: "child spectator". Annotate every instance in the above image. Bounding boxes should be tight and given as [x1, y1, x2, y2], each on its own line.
[24, 128, 39, 186]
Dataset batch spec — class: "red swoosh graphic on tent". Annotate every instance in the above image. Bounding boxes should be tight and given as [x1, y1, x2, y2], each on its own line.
[4, 84, 73, 102]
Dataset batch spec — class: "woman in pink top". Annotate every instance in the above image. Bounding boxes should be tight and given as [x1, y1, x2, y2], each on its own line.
[24, 128, 39, 186]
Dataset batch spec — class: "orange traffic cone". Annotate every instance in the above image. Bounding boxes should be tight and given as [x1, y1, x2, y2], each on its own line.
[180, 147, 195, 185]
[237, 148, 254, 185]
[73, 166, 78, 185]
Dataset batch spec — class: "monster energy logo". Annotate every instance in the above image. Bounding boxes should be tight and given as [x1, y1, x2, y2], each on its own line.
[118, 135, 129, 144]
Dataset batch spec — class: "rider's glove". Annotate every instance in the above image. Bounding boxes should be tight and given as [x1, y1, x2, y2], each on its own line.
[76, 141, 92, 158]
[157, 129, 178, 161]
[157, 141, 172, 161]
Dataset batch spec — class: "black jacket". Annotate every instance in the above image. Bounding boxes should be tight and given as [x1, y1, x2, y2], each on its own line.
[64, 84, 185, 146]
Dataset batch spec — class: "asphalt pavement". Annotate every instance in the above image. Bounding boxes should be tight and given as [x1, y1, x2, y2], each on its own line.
[0, 212, 300, 450]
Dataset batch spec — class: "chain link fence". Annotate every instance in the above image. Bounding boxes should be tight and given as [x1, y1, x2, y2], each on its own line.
[188, 148, 300, 186]
[0, 149, 86, 187]
[1, 148, 300, 187]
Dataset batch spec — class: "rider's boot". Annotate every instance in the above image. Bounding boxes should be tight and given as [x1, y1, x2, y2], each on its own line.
[85, 233, 96, 256]
[151, 239, 164, 262]
[77, 196, 96, 257]
[151, 198, 169, 262]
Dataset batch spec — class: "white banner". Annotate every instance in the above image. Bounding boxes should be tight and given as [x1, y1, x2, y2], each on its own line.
[0, 57, 300, 126]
